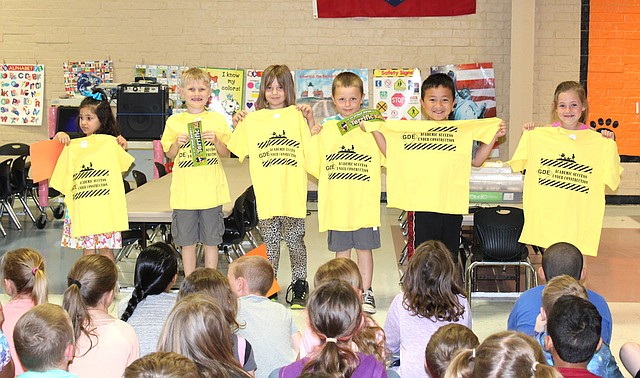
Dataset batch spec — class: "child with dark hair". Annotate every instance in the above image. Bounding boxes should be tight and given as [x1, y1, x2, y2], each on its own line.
[545, 295, 602, 377]
[63, 255, 139, 377]
[51, 87, 134, 261]
[178, 268, 257, 376]
[124, 352, 199, 378]
[118, 242, 178, 356]
[13, 304, 76, 377]
[425, 324, 479, 378]
[384, 240, 471, 378]
[1, 247, 48, 375]
[270, 280, 387, 378]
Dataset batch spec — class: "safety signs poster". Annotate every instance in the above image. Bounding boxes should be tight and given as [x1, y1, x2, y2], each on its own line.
[430, 63, 496, 120]
[373, 68, 421, 120]
[0, 64, 44, 126]
[296, 68, 369, 125]
[201, 67, 244, 129]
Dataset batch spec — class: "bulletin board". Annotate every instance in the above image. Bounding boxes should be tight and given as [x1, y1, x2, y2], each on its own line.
[0, 64, 45, 126]
[63, 59, 114, 96]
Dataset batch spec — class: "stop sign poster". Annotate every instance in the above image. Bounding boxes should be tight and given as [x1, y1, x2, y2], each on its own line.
[373, 68, 422, 121]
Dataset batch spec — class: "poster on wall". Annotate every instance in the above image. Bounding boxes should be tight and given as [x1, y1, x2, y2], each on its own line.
[63, 60, 114, 96]
[430, 62, 496, 120]
[134, 64, 189, 108]
[244, 69, 263, 113]
[0, 64, 45, 126]
[201, 67, 244, 129]
[296, 68, 369, 124]
[372, 68, 422, 120]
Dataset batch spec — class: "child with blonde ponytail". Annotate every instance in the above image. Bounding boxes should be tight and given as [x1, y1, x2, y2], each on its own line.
[1, 248, 48, 375]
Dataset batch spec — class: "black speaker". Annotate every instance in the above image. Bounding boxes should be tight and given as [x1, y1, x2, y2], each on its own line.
[116, 83, 169, 141]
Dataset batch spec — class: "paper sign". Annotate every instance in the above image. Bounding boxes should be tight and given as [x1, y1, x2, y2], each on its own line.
[0, 64, 45, 126]
[373, 68, 422, 120]
[30, 139, 65, 183]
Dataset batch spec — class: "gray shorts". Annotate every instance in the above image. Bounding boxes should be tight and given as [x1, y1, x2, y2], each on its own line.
[327, 227, 381, 252]
[171, 206, 224, 247]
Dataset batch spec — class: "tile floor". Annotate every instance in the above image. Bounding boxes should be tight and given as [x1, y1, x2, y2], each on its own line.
[1, 201, 639, 377]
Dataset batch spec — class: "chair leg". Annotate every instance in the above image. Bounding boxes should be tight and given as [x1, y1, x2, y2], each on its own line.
[1, 200, 22, 230]
[0, 221, 6, 237]
[17, 195, 36, 223]
[398, 243, 408, 266]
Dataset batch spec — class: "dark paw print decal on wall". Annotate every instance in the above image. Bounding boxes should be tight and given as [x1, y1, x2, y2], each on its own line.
[590, 118, 619, 138]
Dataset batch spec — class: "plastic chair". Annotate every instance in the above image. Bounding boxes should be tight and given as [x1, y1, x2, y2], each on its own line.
[132, 170, 148, 188]
[464, 206, 537, 295]
[9, 155, 36, 224]
[241, 186, 260, 248]
[154, 162, 168, 178]
[218, 192, 248, 263]
[0, 158, 22, 230]
[0, 143, 30, 156]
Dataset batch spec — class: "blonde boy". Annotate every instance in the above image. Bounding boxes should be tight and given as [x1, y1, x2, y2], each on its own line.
[13, 304, 76, 377]
[228, 256, 300, 378]
[160, 68, 231, 276]
[305, 72, 383, 314]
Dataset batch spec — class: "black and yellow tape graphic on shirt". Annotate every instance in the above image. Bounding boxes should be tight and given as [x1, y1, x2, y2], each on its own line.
[73, 169, 109, 181]
[261, 158, 298, 168]
[403, 143, 456, 152]
[257, 138, 300, 150]
[326, 152, 372, 163]
[178, 156, 219, 168]
[427, 126, 458, 133]
[538, 178, 589, 193]
[73, 188, 110, 200]
[540, 158, 593, 173]
[328, 172, 370, 181]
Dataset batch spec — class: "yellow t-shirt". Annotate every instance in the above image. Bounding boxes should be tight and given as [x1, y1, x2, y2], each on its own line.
[305, 119, 384, 232]
[50, 134, 134, 237]
[160, 111, 231, 210]
[364, 118, 500, 214]
[509, 127, 622, 256]
[227, 106, 310, 219]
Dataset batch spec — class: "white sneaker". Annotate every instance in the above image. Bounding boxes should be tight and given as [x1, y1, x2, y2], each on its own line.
[362, 289, 376, 314]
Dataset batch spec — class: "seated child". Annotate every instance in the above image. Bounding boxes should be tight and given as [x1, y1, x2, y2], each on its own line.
[545, 295, 603, 377]
[425, 324, 479, 378]
[445, 331, 561, 378]
[124, 352, 199, 378]
[534, 275, 623, 377]
[299, 258, 385, 362]
[13, 303, 76, 377]
[0, 329, 13, 378]
[178, 268, 257, 375]
[269, 280, 387, 377]
[119, 242, 178, 357]
[227, 256, 300, 378]
[1, 248, 48, 375]
[157, 294, 250, 378]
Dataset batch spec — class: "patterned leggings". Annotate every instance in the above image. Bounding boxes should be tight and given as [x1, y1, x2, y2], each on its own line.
[258, 216, 307, 281]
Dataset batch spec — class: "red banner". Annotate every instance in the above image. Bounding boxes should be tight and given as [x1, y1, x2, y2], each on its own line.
[313, 0, 476, 18]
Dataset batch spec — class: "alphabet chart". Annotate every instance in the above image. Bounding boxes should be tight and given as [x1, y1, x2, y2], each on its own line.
[0, 64, 45, 126]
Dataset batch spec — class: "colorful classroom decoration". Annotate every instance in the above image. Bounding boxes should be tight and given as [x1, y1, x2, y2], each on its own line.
[296, 68, 369, 125]
[201, 67, 244, 129]
[372, 68, 422, 121]
[0, 64, 45, 126]
[63, 59, 113, 96]
[430, 62, 496, 120]
[134, 64, 189, 109]
[244, 69, 263, 113]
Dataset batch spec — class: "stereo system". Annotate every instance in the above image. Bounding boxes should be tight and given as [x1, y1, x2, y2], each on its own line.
[116, 83, 169, 141]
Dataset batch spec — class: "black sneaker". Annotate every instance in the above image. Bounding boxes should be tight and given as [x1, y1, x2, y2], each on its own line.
[362, 288, 376, 314]
[286, 280, 309, 309]
[268, 292, 278, 302]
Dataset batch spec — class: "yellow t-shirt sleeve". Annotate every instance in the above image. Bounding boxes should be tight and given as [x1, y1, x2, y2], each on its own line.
[227, 120, 248, 162]
[508, 130, 530, 173]
[471, 117, 501, 144]
[304, 134, 321, 179]
[603, 138, 623, 191]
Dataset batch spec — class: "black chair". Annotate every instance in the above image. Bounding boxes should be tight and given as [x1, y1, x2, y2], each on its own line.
[218, 192, 248, 263]
[154, 162, 168, 178]
[9, 155, 36, 225]
[0, 158, 22, 230]
[0, 143, 30, 156]
[123, 179, 133, 194]
[241, 186, 260, 248]
[464, 206, 537, 295]
[132, 170, 148, 188]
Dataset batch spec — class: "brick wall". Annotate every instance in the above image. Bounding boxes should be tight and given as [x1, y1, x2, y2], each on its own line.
[1, 0, 515, 146]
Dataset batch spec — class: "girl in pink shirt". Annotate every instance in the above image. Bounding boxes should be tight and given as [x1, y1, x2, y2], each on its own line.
[1, 248, 48, 375]
[63, 255, 139, 378]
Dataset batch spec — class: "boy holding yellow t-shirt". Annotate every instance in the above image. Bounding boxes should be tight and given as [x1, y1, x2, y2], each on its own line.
[160, 68, 231, 277]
